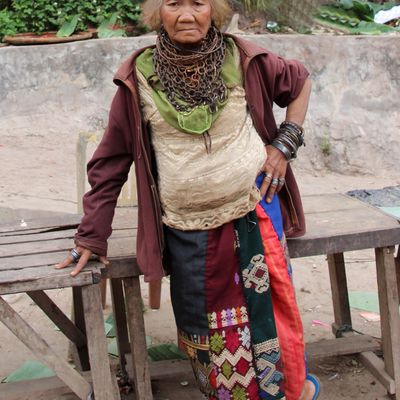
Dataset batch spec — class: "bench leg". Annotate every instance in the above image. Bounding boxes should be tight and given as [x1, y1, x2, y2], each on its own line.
[110, 277, 130, 376]
[375, 247, 400, 399]
[123, 277, 153, 400]
[0, 296, 92, 400]
[82, 284, 121, 400]
[327, 252, 352, 336]
[396, 246, 400, 305]
[70, 286, 90, 371]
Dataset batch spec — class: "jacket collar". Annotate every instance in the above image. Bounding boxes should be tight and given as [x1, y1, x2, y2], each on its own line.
[113, 34, 270, 86]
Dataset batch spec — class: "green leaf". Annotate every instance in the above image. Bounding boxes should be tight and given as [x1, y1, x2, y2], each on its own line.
[352, 1, 374, 21]
[57, 14, 79, 37]
[354, 20, 396, 34]
[97, 12, 126, 38]
[97, 26, 126, 38]
[337, 0, 354, 10]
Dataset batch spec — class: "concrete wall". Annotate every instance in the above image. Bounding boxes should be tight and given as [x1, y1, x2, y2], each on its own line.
[1, 34, 399, 177]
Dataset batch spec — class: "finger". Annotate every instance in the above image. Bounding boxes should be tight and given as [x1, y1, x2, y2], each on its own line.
[266, 177, 279, 203]
[260, 171, 273, 197]
[70, 250, 92, 277]
[276, 177, 286, 193]
[55, 255, 74, 269]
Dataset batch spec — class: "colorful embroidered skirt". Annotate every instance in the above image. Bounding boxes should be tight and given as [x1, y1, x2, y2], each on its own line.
[165, 192, 305, 400]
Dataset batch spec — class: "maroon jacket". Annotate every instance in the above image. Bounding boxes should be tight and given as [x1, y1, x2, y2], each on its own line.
[75, 35, 309, 282]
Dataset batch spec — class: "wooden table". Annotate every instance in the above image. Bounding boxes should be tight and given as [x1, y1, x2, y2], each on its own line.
[0, 210, 148, 400]
[287, 193, 400, 399]
[0, 194, 399, 399]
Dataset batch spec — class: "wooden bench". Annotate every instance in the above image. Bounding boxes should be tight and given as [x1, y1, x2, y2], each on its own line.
[0, 194, 399, 399]
[288, 194, 400, 398]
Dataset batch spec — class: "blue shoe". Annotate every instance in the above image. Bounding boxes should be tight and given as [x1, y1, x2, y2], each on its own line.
[306, 374, 321, 400]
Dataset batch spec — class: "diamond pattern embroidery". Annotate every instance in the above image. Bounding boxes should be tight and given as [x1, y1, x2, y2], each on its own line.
[210, 332, 225, 355]
[242, 254, 270, 294]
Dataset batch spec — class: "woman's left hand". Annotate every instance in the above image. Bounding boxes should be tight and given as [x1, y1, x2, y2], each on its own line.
[260, 145, 288, 203]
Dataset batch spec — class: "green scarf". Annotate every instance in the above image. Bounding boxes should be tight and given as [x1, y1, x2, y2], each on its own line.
[135, 38, 241, 135]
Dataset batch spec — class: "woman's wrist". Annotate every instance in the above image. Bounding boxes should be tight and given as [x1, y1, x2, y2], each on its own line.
[271, 120, 305, 161]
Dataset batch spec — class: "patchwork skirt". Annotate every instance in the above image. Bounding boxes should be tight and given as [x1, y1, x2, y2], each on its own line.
[164, 193, 306, 400]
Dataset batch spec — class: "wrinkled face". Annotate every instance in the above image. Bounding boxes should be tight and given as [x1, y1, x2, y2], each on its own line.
[160, 0, 212, 46]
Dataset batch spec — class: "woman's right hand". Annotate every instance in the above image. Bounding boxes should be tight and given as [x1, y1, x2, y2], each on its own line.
[55, 246, 109, 277]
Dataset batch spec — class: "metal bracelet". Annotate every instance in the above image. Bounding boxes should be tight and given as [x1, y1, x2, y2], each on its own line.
[272, 141, 292, 161]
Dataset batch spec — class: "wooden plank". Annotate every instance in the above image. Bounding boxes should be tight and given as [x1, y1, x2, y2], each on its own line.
[327, 253, 352, 335]
[0, 238, 83, 258]
[0, 233, 136, 270]
[110, 277, 130, 375]
[0, 373, 91, 400]
[0, 267, 101, 295]
[0, 252, 109, 273]
[82, 284, 120, 400]
[359, 351, 396, 395]
[375, 246, 400, 397]
[71, 287, 90, 371]
[102, 258, 141, 279]
[0, 228, 76, 245]
[301, 193, 360, 214]
[128, 359, 191, 380]
[0, 251, 72, 271]
[288, 228, 400, 258]
[305, 335, 381, 359]
[0, 225, 134, 246]
[27, 290, 87, 347]
[396, 247, 400, 305]
[123, 277, 153, 400]
[0, 214, 81, 234]
[0, 296, 92, 399]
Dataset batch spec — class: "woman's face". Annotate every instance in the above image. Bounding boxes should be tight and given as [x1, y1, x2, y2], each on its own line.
[160, 0, 212, 46]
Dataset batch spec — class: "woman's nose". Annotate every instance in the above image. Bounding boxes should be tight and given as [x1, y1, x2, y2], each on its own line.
[178, 8, 196, 21]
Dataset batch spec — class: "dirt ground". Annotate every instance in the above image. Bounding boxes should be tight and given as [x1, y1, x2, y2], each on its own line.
[0, 128, 399, 399]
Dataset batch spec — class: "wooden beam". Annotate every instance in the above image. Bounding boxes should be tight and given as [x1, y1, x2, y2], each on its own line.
[0, 373, 91, 400]
[0, 296, 92, 399]
[375, 246, 400, 398]
[82, 284, 120, 400]
[71, 286, 90, 371]
[359, 351, 396, 395]
[306, 335, 381, 359]
[327, 253, 352, 335]
[0, 267, 101, 295]
[27, 290, 87, 347]
[110, 277, 130, 374]
[123, 277, 153, 400]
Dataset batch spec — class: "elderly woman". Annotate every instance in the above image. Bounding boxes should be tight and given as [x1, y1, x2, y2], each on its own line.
[57, 0, 317, 399]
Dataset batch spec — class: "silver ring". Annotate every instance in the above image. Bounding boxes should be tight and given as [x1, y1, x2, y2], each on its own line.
[278, 177, 285, 185]
[70, 249, 81, 262]
[271, 178, 279, 186]
[264, 173, 273, 181]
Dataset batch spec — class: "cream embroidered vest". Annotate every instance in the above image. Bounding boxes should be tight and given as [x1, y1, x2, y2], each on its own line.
[136, 67, 266, 230]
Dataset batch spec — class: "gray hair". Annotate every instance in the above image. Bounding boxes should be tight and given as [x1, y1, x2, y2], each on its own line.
[141, 0, 232, 31]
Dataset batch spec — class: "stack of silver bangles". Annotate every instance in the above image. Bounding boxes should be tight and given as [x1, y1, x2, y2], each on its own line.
[272, 121, 305, 161]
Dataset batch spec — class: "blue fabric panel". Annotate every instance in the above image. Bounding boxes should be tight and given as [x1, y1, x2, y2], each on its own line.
[256, 173, 284, 240]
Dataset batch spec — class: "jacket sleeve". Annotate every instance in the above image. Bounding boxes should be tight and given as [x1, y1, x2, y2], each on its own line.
[74, 86, 134, 256]
[263, 53, 309, 109]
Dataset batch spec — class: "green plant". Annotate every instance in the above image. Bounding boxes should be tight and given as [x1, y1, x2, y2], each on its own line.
[97, 13, 126, 38]
[320, 135, 331, 156]
[11, 0, 60, 34]
[1, 0, 143, 39]
[316, 1, 400, 34]
[0, 9, 25, 39]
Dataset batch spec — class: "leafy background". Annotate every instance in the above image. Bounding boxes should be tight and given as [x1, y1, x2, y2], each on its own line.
[1, 0, 399, 42]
